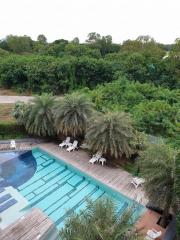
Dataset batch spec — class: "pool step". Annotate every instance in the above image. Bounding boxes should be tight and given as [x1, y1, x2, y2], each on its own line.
[0, 187, 5, 193]
[0, 193, 11, 204]
[0, 186, 29, 229]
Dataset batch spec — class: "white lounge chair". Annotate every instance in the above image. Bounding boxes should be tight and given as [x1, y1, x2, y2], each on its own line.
[67, 140, 78, 152]
[145, 229, 162, 239]
[89, 152, 102, 164]
[131, 177, 145, 188]
[10, 140, 16, 149]
[59, 137, 71, 148]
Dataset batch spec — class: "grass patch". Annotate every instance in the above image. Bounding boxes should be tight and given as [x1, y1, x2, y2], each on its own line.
[0, 104, 14, 121]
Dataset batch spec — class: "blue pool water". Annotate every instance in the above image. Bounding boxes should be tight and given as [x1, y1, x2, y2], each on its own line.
[0, 148, 145, 229]
[0, 151, 37, 188]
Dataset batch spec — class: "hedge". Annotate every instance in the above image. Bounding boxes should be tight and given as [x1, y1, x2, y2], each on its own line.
[0, 121, 28, 140]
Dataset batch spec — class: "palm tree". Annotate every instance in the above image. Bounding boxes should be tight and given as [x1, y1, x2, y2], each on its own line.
[54, 93, 94, 138]
[139, 143, 177, 228]
[85, 112, 134, 159]
[60, 198, 140, 240]
[25, 94, 56, 137]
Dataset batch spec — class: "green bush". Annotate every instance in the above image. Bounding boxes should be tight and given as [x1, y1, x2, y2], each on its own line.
[0, 55, 115, 94]
[0, 121, 27, 140]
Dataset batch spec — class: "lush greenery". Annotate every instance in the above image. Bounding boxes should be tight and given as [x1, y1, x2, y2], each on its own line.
[85, 112, 135, 159]
[60, 198, 140, 240]
[0, 34, 179, 93]
[139, 143, 178, 228]
[79, 77, 179, 146]
[0, 120, 27, 140]
[1, 34, 179, 147]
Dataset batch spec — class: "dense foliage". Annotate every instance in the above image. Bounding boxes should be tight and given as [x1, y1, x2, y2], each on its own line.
[60, 198, 140, 240]
[78, 78, 179, 144]
[0, 120, 27, 140]
[0, 34, 179, 93]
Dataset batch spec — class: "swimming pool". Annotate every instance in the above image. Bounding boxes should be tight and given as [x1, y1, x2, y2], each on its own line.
[0, 148, 145, 230]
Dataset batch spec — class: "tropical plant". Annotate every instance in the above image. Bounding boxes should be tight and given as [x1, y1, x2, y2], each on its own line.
[139, 143, 178, 227]
[12, 101, 29, 125]
[60, 198, 140, 240]
[25, 94, 56, 136]
[85, 112, 135, 159]
[54, 93, 94, 138]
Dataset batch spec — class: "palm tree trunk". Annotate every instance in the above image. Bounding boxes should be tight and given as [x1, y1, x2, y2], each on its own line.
[159, 193, 172, 228]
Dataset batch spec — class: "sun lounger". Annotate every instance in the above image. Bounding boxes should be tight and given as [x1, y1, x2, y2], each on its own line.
[131, 177, 145, 188]
[145, 228, 162, 239]
[10, 140, 16, 149]
[59, 137, 71, 148]
[67, 140, 78, 152]
[89, 152, 102, 164]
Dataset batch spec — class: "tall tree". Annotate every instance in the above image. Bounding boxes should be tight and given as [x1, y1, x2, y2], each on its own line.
[139, 143, 178, 227]
[25, 94, 56, 137]
[5, 35, 33, 53]
[37, 34, 47, 44]
[54, 94, 94, 138]
[85, 112, 134, 159]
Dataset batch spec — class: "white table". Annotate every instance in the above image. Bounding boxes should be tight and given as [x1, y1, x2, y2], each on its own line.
[99, 157, 106, 166]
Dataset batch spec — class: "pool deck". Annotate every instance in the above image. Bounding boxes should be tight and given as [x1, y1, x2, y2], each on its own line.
[0, 208, 59, 240]
[39, 142, 148, 206]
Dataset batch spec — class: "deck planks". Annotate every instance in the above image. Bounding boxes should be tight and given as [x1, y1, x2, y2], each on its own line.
[0, 208, 58, 240]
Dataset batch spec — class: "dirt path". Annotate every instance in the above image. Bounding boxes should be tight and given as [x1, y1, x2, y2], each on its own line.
[0, 96, 34, 103]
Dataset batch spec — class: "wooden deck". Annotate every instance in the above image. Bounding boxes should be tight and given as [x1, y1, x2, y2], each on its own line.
[0, 208, 59, 240]
[39, 142, 148, 206]
[136, 209, 166, 240]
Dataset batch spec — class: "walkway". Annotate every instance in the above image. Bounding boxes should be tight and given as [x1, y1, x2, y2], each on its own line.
[39, 142, 148, 205]
[0, 96, 34, 104]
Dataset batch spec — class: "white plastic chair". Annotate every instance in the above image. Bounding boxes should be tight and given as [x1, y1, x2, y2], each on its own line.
[89, 152, 102, 164]
[145, 229, 162, 239]
[59, 137, 71, 148]
[67, 140, 78, 152]
[131, 177, 145, 188]
[10, 140, 16, 149]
